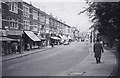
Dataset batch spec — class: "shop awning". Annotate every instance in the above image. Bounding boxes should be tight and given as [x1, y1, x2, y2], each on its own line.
[24, 31, 41, 41]
[0, 37, 16, 41]
[58, 35, 63, 39]
[51, 36, 61, 40]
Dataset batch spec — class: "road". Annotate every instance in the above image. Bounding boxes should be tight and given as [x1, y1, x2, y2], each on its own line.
[2, 42, 90, 76]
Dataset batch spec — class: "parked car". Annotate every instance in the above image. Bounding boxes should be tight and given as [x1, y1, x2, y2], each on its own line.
[63, 40, 70, 45]
[81, 39, 85, 42]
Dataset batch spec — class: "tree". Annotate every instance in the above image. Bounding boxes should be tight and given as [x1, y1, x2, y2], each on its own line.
[86, 2, 120, 48]
[85, 2, 120, 76]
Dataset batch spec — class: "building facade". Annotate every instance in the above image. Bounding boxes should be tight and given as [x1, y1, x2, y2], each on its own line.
[38, 9, 46, 38]
[22, 2, 30, 31]
[22, 2, 42, 50]
[1, 0, 23, 55]
[1, 0, 79, 55]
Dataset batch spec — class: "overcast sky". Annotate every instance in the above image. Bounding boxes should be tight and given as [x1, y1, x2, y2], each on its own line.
[23, 0, 92, 32]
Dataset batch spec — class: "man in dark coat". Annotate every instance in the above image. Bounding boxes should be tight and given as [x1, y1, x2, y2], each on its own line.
[93, 39, 104, 64]
[17, 43, 21, 54]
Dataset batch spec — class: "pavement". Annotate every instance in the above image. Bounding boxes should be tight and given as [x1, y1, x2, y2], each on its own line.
[2, 45, 54, 62]
[2, 42, 118, 77]
[56, 43, 117, 77]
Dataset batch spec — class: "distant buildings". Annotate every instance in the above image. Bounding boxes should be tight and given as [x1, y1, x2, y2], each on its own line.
[1, 0, 80, 55]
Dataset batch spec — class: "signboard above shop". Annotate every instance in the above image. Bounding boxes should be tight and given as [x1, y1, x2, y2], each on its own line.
[7, 30, 23, 36]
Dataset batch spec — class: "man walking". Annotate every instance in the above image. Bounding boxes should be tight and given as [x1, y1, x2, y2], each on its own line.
[93, 39, 104, 64]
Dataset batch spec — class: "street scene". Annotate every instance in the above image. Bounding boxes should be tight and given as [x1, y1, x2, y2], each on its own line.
[0, 0, 120, 78]
[3, 42, 89, 76]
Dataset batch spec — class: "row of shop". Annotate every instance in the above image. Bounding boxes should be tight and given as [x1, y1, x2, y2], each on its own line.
[0, 30, 71, 55]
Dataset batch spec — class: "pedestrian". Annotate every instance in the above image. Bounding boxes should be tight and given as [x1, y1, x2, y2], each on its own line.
[50, 40, 54, 47]
[17, 43, 22, 54]
[12, 42, 17, 54]
[50, 42, 53, 47]
[93, 39, 104, 64]
[26, 43, 30, 51]
[50, 39, 54, 47]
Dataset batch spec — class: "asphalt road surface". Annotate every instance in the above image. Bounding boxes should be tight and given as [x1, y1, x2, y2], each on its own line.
[2, 42, 90, 76]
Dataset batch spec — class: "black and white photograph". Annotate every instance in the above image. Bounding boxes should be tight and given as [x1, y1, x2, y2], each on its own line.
[0, 0, 120, 78]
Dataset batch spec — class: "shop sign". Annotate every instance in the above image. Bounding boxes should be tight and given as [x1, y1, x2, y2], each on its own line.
[7, 30, 23, 36]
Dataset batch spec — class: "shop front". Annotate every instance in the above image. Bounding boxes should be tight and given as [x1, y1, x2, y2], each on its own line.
[0, 37, 17, 55]
[50, 36, 61, 45]
[38, 35, 46, 48]
[0, 30, 19, 55]
[7, 30, 23, 53]
[23, 31, 41, 50]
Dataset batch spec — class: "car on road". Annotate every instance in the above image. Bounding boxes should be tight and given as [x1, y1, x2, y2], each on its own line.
[63, 40, 70, 45]
[81, 39, 85, 42]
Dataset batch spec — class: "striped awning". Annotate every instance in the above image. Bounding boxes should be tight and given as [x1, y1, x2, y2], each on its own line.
[24, 31, 41, 41]
[51, 36, 61, 40]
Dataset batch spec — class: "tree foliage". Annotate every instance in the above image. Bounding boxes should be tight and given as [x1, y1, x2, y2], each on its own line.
[87, 2, 120, 48]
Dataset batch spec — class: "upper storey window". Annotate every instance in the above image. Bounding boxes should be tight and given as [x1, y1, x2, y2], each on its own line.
[33, 10, 38, 20]
[23, 5, 29, 18]
[9, 1, 18, 13]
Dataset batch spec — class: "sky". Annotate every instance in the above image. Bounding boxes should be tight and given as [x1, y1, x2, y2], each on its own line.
[23, 0, 92, 32]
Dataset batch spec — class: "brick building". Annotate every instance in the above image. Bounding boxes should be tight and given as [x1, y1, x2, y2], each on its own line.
[1, 0, 23, 55]
[1, 0, 75, 55]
